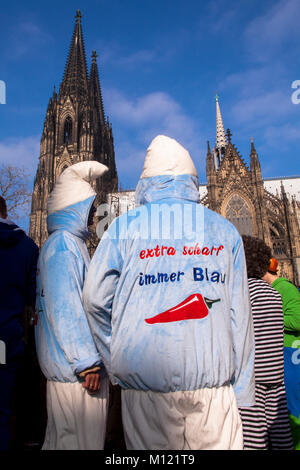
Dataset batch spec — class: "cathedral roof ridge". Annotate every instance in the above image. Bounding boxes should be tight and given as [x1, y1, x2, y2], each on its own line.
[263, 175, 300, 181]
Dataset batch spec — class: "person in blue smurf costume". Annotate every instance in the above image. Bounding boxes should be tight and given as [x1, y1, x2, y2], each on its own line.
[35, 161, 109, 450]
[83, 135, 255, 450]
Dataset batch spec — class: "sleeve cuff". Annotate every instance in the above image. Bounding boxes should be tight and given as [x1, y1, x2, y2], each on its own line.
[72, 353, 102, 375]
[77, 366, 101, 378]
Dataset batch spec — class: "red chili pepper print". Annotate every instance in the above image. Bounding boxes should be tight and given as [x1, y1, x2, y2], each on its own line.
[145, 293, 220, 324]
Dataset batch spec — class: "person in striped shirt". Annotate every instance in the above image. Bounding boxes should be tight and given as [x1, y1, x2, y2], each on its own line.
[239, 235, 293, 450]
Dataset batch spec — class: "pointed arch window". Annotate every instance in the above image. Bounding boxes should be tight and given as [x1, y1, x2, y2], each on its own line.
[225, 194, 253, 236]
[78, 115, 86, 150]
[270, 223, 287, 256]
[63, 116, 73, 144]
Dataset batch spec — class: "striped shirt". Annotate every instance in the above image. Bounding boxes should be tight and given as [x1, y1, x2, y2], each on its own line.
[248, 278, 284, 384]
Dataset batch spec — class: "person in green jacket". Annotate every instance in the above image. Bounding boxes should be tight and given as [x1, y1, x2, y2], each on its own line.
[263, 258, 300, 450]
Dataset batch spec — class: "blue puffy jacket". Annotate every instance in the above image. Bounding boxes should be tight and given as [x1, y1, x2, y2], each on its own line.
[83, 174, 255, 407]
[35, 196, 102, 382]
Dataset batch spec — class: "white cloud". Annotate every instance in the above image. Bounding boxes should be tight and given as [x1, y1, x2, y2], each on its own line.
[244, 0, 300, 62]
[208, 2, 241, 34]
[213, 1, 300, 161]
[222, 64, 285, 97]
[0, 136, 40, 176]
[8, 21, 53, 59]
[94, 26, 191, 70]
[230, 90, 293, 126]
[117, 50, 157, 67]
[264, 121, 300, 148]
[105, 89, 206, 185]
[94, 39, 159, 68]
[219, 59, 298, 138]
[106, 89, 199, 140]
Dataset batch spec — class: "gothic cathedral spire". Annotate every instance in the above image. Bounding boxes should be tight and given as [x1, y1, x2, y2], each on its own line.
[89, 50, 106, 128]
[29, 11, 118, 247]
[250, 137, 262, 181]
[213, 94, 227, 168]
[59, 10, 89, 99]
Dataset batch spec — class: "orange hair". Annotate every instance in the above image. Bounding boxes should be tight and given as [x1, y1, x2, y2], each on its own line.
[269, 257, 278, 274]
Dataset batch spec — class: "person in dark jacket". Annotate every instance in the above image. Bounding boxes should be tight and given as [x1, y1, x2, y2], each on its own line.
[0, 196, 39, 450]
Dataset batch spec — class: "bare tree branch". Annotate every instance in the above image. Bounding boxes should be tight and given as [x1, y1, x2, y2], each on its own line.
[0, 163, 32, 220]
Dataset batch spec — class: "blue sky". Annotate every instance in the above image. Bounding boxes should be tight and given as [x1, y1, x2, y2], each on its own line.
[1, 0, 300, 227]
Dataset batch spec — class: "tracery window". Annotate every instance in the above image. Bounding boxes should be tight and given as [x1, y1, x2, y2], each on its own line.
[270, 225, 287, 256]
[78, 115, 84, 149]
[63, 116, 73, 144]
[225, 194, 253, 235]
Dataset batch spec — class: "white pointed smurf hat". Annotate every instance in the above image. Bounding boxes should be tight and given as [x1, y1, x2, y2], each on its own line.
[47, 161, 108, 215]
[140, 135, 198, 178]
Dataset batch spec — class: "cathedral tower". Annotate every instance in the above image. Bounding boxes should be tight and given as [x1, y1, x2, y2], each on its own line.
[29, 11, 118, 247]
[203, 96, 300, 284]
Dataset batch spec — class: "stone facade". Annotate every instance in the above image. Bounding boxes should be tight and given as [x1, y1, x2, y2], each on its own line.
[29, 11, 118, 247]
[205, 130, 300, 285]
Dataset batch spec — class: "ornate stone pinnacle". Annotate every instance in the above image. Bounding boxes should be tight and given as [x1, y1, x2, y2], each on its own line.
[92, 50, 98, 62]
[75, 10, 82, 21]
[226, 128, 232, 143]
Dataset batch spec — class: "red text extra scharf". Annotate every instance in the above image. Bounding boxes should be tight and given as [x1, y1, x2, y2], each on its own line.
[139, 244, 224, 259]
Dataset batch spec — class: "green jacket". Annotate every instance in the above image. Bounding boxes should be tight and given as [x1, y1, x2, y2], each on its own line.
[272, 277, 300, 348]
